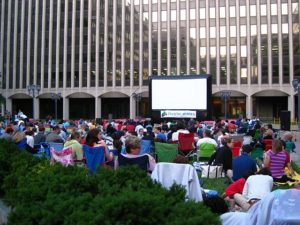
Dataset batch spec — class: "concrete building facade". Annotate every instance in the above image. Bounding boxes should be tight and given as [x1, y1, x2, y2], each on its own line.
[0, 0, 299, 121]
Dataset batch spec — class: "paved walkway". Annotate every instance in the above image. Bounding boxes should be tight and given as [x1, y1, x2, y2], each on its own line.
[0, 199, 10, 225]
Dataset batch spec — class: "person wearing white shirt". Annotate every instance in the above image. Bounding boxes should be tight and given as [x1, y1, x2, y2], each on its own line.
[233, 168, 273, 211]
[196, 129, 218, 148]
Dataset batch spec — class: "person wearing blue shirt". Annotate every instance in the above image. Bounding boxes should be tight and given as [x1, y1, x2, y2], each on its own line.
[232, 144, 257, 181]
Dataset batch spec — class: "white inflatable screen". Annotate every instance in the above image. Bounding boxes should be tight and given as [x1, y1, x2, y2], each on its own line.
[151, 78, 207, 110]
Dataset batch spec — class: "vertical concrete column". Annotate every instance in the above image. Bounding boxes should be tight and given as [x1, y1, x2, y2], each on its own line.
[95, 97, 101, 119]
[130, 96, 136, 119]
[6, 98, 12, 116]
[288, 94, 295, 121]
[63, 97, 69, 120]
[34, 97, 40, 119]
[246, 95, 253, 119]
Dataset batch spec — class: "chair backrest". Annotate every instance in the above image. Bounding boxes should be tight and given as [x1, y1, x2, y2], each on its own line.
[50, 146, 74, 166]
[33, 142, 50, 158]
[118, 154, 149, 172]
[232, 140, 241, 148]
[178, 132, 194, 152]
[231, 147, 240, 157]
[261, 139, 273, 151]
[140, 139, 154, 156]
[48, 142, 64, 151]
[250, 147, 264, 160]
[285, 141, 294, 153]
[155, 142, 178, 162]
[151, 162, 203, 202]
[198, 142, 215, 158]
[82, 145, 105, 174]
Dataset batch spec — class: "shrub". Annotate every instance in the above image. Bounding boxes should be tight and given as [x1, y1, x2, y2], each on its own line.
[0, 140, 221, 225]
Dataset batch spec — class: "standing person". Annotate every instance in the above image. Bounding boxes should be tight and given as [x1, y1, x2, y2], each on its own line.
[232, 145, 257, 181]
[264, 139, 295, 183]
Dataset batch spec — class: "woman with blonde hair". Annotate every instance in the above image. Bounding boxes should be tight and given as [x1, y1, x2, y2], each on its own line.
[264, 139, 295, 183]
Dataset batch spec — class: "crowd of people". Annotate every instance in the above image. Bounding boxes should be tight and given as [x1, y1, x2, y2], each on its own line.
[0, 115, 299, 222]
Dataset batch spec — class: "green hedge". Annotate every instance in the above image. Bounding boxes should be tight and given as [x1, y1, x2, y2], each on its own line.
[0, 140, 220, 225]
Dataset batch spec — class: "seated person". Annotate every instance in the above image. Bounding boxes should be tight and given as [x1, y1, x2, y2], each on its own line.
[232, 145, 257, 181]
[117, 135, 156, 173]
[209, 137, 233, 178]
[64, 131, 84, 162]
[233, 168, 273, 212]
[264, 139, 295, 183]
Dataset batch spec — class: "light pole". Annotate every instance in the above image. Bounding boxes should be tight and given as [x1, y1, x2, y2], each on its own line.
[51, 93, 62, 122]
[292, 79, 300, 131]
[132, 92, 142, 118]
[220, 91, 231, 120]
[27, 84, 41, 119]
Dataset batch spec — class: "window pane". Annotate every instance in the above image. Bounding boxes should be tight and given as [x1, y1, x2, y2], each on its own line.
[210, 27, 216, 38]
[240, 6, 246, 17]
[161, 11, 167, 22]
[220, 46, 226, 57]
[220, 7, 226, 18]
[180, 9, 186, 20]
[251, 25, 257, 36]
[261, 5, 267, 16]
[250, 5, 256, 16]
[272, 24, 278, 34]
[152, 11, 157, 22]
[292, 3, 299, 14]
[240, 25, 247, 37]
[282, 23, 288, 34]
[200, 47, 206, 58]
[171, 10, 176, 21]
[200, 27, 206, 38]
[261, 24, 268, 34]
[190, 9, 196, 20]
[210, 46, 216, 58]
[271, 4, 277, 15]
[199, 8, 206, 19]
[230, 6, 236, 17]
[210, 7, 215, 18]
[282, 4, 288, 15]
[241, 45, 247, 57]
[230, 26, 236, 37]
[220, 26, 226, 37]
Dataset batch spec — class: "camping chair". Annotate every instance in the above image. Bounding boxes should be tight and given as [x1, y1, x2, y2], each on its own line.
[82, 145, 105, 175]
[48, 142, 64, 151]
[178, 132, 195, 158]
[140, 139, 155, 156]
[118, 154, 149, 172]
[33, 142, 50, 158]
[197, 142, 216, 161]
[250, 147, 264, 160]
[231, 147, 240, 157]
[232, 140, 242, 148]
[261, 139, 273, 151]
[151, 162, 203, 202]
[50, 146, 74, 166]
[154, 142, 178, 162]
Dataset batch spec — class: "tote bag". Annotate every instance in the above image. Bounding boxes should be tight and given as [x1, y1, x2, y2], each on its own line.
[201, 164, 225, 179]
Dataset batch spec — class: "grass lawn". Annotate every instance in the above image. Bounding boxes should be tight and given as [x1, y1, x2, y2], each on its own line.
[197, 160, 300, 195]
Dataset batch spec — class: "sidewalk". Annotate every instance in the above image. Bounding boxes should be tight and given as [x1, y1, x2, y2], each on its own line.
[291, 131, 300, 168]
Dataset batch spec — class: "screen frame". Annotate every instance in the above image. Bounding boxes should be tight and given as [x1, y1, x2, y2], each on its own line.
[149, 75, 212, 121]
